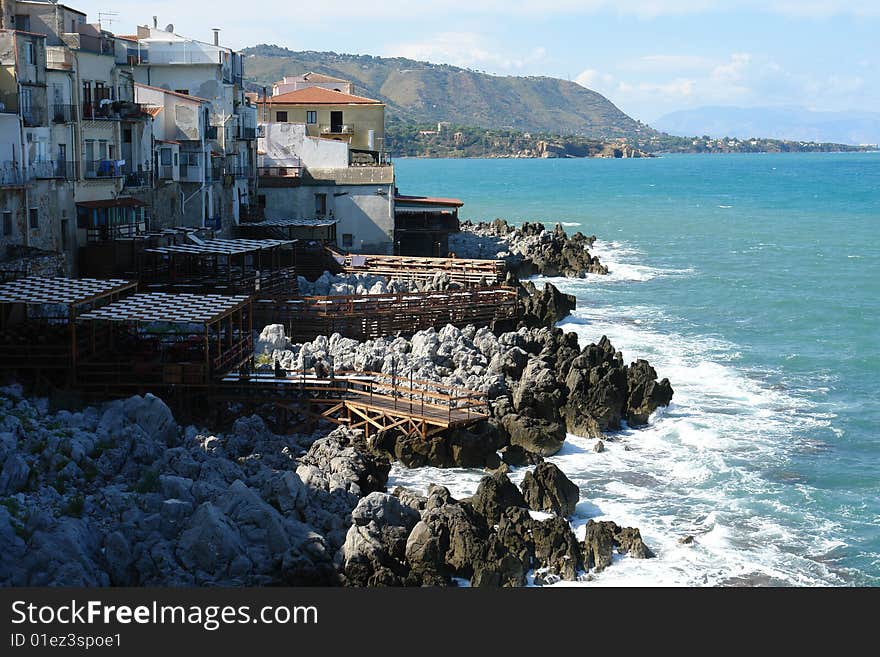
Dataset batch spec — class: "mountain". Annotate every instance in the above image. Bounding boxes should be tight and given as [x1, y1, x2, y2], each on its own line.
[242, 46, 655, 140]
[653, 106, 880, 146]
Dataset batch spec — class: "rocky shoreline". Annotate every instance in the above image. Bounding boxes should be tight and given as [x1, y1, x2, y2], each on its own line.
[0, 218, 677, 588]
[450, 219, 609, 278]
[0, 318, 672, 587]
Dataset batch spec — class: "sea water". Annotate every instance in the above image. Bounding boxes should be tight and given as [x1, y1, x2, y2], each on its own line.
[388, 152, 880, 586]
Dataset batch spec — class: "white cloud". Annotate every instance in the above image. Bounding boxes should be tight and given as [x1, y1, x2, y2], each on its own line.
[384, 32, 547, 71]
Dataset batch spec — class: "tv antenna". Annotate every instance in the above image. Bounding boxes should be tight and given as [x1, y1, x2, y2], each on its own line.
[97, 11, 119, 30]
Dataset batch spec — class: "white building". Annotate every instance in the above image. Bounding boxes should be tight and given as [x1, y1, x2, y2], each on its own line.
[271, 72, 353, 97]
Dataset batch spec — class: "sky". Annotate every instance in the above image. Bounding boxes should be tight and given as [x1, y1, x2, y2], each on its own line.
[71, 0, 879, 123]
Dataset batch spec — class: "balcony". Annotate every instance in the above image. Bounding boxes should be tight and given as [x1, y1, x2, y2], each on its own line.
[52, 104, 76, 123]
[21, 110, 42, 128]
[239, 126, 257, 140]
[179, 164, 203, 183]
[257, 165, 303, 178]
[82, 100, 115, 120]
[123, 171, 151, 188]
[84, 160, 124, 179]
[320, 124, 354, 135]
[0, 162, 27, 186]
[225, 165, 252, 179]
[32, 160, 74, 180]
[159, 165, 176, 180]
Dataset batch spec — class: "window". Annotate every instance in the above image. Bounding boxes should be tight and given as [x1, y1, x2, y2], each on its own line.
[175, 89, 189, 96]
[276, 111, 288, 122]
[24, 41, 35, 65]
[342, 233, 353, 248]
[306, 111, 317, 124]
[2, 212, 11, 236]
[315, 193, 327, 216]
[29, 208, 38, 230]
[160, 148, 172, 165]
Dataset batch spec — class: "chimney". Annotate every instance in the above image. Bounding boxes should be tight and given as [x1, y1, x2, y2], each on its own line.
[212, 28, 220, 46]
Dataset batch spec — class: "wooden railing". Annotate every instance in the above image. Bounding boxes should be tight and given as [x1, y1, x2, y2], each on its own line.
[331, 250, 506, 286]
[254, 286, 519, 342]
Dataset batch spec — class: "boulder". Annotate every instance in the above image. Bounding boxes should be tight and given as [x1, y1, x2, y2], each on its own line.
[501, 413, 566, 457]
[626, 359, 674, 426]
[466, 472, 527, 525]
[520, 462, 579, 517]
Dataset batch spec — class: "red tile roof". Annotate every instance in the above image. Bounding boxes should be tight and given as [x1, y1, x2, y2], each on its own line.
[262, 87, 382, 105]
[134, 83, 210, 104]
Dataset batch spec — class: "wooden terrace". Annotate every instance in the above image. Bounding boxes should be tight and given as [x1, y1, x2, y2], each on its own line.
[329, 249, 505, 287]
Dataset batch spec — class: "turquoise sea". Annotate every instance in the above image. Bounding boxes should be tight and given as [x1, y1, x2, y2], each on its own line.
[391, 152, 880, 586]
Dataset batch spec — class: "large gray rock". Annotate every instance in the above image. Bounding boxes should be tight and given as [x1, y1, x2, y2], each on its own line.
[520, 462, 579, 517]
[501, 413, 566, 457]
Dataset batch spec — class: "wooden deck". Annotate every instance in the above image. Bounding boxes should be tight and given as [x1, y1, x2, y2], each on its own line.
[255, 287, 519, 343]
[219, 370, 488, 438]
[331, 250, 505, 287]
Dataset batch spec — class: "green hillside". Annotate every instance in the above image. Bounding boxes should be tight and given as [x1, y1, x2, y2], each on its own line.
[242, 46, 655, 140]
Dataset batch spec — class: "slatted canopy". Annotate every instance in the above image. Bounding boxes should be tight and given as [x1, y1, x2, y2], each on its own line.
[246, 218, 337, 227]
[144, 238, 294, 257]
[78, 293, 251, 325]
[0, 278, 137, 306]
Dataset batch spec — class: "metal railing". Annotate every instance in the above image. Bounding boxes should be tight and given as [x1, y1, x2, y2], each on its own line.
[320, 124, 354, 135]
[85, 221, 147, 243]
[52, 104, 75, 123]
[124, 171, 151, 188]
[0, 162, 27, 186]
[84, 160, 124, 178]
[257, 165, 303, 178]
[32, 160, 74, 180]
[239, 126, 256, 140]
[225, 165, 252, 179]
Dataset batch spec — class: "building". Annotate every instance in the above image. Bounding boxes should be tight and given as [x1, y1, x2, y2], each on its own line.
[0, 24, 73, 276]
[393, 194, 463, 257]
[258, 87, 385, 155]
[134, 83, 215, 228]
[130, 22, 257, 227]
[256, 120, 395, 253]
[272, 72, 353, 96]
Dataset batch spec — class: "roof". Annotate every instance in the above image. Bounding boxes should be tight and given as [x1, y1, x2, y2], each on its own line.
[134, 82, 210, 104]
[76, 198, 146, 209]
[394, 195, 464, 208]
[245, 218, 338, 228]
[262, 87, 382, 106]
[0, 277, 136, 306]
[145, 238, 295, 257]
[16, 1, 86, 16]
[142, 106, 164, 117]
[302, 72, 350, 84]
[114, 35, 140, 41]
[78, 293, 251, 325]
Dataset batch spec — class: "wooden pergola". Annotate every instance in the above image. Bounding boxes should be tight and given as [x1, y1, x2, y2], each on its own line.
[76, 292, 253, 388]
[329, 248, 506, 287]
[139, 239, 297, 296]
[0, 277, 138, 374]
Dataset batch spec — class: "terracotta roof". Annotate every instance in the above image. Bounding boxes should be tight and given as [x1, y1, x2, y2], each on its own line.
[394, 195, 464, 208]
[114, 34, 140, 41]
[262, 87, 382, 106]
[143, 106, 164, 117]
[134, 83, 210, 104]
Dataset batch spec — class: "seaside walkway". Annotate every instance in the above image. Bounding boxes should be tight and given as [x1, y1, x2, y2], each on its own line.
[217, 370, 489, 438]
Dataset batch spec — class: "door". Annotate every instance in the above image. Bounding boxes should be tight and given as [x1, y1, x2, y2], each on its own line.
[330, 111, 343, 133]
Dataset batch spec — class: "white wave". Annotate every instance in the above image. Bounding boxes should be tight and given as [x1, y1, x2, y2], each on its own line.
[561, 222, 581, 227]
[718, 205, 733, 209]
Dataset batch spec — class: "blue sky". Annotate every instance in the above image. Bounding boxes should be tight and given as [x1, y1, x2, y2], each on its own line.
[75, 0, 878, 122]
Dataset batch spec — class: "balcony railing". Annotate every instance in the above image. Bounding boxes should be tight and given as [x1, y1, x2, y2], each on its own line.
[0, 162, 27, 186]
[159, 165, 175, 180]
[123, 171, 151, 188]
[225, 165, 252, 179]
[21, 110, 42, 128]
[179, 164, 203, 183]
[85, 221, 146, 243]
[32, 160, 74, 180]
[84, 160, 124, 179]
[257, 165, 303, 178]
[320, 124, 354, 135]
[239, 126, 257, 140]
[52, 104, 75, 123]
[82, 100, 115, 120]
